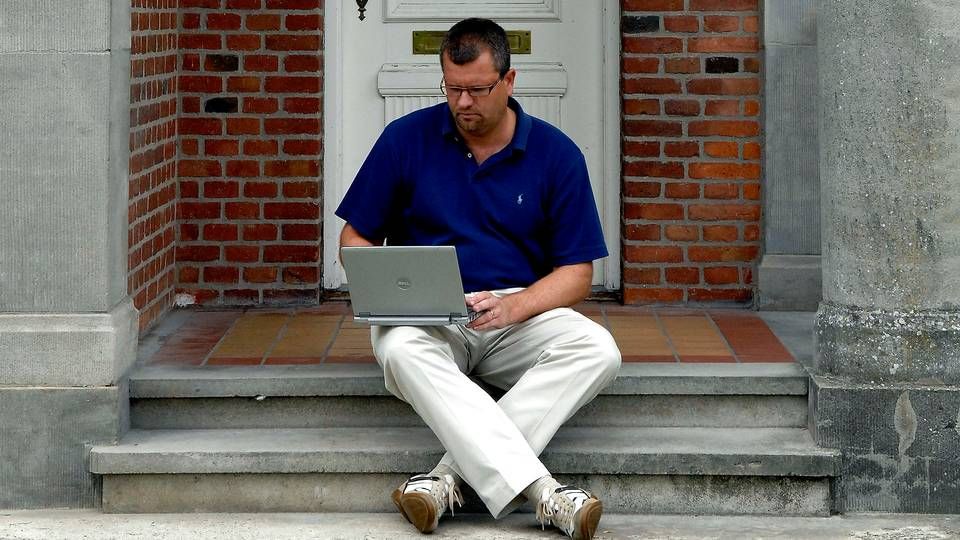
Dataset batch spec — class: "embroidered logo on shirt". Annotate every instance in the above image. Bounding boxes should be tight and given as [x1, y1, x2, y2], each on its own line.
[517, 194, 524, 206]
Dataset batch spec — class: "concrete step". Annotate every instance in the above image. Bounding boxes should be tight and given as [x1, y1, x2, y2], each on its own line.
[90, 426, 838, 515]
[128, 363, 810, 429]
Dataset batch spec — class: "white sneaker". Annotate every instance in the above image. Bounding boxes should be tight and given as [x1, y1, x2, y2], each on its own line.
[391, 474, 463, 533]
[536, 485, 603, 540]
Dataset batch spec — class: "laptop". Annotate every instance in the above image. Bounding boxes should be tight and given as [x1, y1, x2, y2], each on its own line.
[341, 246, 479, 326]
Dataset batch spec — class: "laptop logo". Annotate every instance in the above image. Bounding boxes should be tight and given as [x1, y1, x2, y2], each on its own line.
[396, 277, 412, 290]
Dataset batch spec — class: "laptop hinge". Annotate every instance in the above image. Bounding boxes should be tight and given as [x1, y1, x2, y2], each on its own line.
[358, 312, 372, 318]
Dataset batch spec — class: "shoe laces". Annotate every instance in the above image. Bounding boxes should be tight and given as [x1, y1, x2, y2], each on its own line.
[403, 474, 464, 516]
[536, 486, 593, 536]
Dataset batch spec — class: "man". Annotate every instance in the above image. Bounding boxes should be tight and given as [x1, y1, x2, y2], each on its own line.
[336, 18, 620, 540]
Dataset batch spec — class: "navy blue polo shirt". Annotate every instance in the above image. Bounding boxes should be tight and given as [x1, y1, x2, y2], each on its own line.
[335, 98, 608, 293]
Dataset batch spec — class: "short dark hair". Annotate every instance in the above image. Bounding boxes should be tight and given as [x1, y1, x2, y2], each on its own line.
[440, 18, 510, 77]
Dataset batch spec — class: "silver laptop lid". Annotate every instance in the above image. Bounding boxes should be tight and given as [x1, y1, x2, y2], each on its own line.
[341, 246, 470, 324]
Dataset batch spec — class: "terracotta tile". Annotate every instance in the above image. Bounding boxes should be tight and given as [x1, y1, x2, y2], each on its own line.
[206, 357, 264, 366]
[622, 355, 677, 363]
[572, 302, 605, 315]
[269, 314, 341, 359]
[603, 304, 656, 315]
[208, 313, 289, 361]
[659, 315, 734, 361]
[325, 354, 377, 363]
[264, 356, 325, 365]
[710, 313, 795, 363]
[680, 356, 737, 363]
[145, 311, 241, 365]
[606, 315, 675, 358]
[297, 303, 352, 315]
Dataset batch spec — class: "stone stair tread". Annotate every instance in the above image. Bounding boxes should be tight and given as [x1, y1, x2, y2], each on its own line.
[90, 426, 838, 477]
[128, 362, 808, 398]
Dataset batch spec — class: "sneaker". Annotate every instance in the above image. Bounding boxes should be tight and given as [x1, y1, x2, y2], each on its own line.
[391, 474, 463, 533]
[536, 485, 603, 540]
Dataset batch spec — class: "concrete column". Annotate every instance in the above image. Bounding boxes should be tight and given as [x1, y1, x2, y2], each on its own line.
[812, 0, 960, 513]
[0, 0, 135, 508]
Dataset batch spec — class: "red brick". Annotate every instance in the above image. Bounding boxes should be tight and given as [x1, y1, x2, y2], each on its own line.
[181, 0, 219, 7]
[624, 287, 684, 303]
[264, 245, 319, 263]
[180, 181, 200, 199]
[624, 267, 662, 285]
[744, 224, 760, 241]
[688, 288, 752, 302]
[179, 266, 200, 283]
[284, 97, 321, 114]
[704, 183, 739, 200]
[664, 99, 700, 116]
[244, 55, 279, 72]
[628, 203, 685, 220]
[665, 57, 700, 73]
[666, 267, 700, 284]
[246, 14, 281, 30]
[225, 202, 260, 219]
[179, 118, 222, 135]
[207, 13, 241, 30]
[283, 266, 319, 284]
[227, 117, 261, 135]
[243, 224, 278, 241]
[283, 139, 321, 155]
[624, 161, 684, 179]
[704, 141, 739, 158]
[623, 37, 683, 54]
[705, 99, 740, 116]
[689, 120, 759, 137]
[623, 77, 682, 94]
[227, 34, 261, 51]
[179, 76, 221, 93]
[243, 139, 279, 155]
[226, 245, 260, 262]
[623, 141, 660, 158]
[703, 15, 739, 32]
[282, 181, 320, 198]
[625, 245, 683, 263]
[179, 201, 222, 219]
[204, 139, 239, 156]
[622, 57, 659, 74]
[688, 78, 759, 95]
[176, 245, 219, 262]
[703, 224, 739, 241]
[266, 118, 320, 134]
[690, 0, 757, 10]
[266, 0, 320, 8]
[178, 160, 221, 177]
[623, 0, 684, 11]
[285, 55, 321, 72]
[181, 13, 201, 30]
[178, 34, 221, 50]
[203, 224, 238, 241]
[663, 15, 698, 32]
[664, 141, 699, 157]
[688, 245, 759, 262]
[203, 180, 240, 198]
[743, 183, 761, 200]
[266, 35, 320, 51]
[243, 97, 279, 114]
[688, 204, 761, 221]
[624, 120, 682, 137]
[689, 37, 758, 53]
[243, 181, 278, 198]
[690, 162, 761, 180]
[282, 223, 320, 241]
[625, 224, 661, 241]
[228, 76, 261, 93]
[263, 160, 319, 177]
[744, 100, 760, 116]
[664, 224, 699, 241]
[226, 160, 260, 177]
[179, 223, 200, 241]
[664, 183, 700, 199]
[286, 14, 322, 31]
[227, 0, 262, 8]
[264, 202, 319, 219]
[181, 96, 202, 113]
[624, 99, 660, 115]
[743, 58, 760, 72]
[624, 181, 661, 198]
[704, 266, 740, 284]
[244, 267, 278, 283]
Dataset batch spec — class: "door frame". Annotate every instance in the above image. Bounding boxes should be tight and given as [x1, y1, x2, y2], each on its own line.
[322, 0, 622, 290]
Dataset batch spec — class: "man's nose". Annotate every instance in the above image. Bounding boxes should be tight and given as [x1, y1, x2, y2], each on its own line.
[455, 90, 475, 107]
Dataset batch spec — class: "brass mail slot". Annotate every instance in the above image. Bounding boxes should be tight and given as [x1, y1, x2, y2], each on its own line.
[412, 30, 531, 55]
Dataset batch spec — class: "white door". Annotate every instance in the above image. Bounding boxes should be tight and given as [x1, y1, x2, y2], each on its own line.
[324, 0, 621, 289]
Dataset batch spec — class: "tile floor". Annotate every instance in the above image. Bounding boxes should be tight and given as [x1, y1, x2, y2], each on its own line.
[144, 303, 795, 367]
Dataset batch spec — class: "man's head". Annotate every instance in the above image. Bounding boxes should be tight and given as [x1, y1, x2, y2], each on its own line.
[439, 18, 516, 138]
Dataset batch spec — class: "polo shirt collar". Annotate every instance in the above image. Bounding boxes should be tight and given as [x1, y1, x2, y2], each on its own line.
[441, 97, 531, 154]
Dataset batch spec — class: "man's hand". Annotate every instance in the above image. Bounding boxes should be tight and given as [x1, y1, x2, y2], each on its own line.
[465, 292, 526, 331]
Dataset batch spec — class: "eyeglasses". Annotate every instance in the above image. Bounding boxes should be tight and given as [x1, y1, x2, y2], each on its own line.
[440, 77, 503, 98]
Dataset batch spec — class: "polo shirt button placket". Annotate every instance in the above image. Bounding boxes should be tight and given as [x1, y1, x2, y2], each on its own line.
[467, 152, 472, 159]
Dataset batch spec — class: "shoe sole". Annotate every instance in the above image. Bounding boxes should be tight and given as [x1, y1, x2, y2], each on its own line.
[392, 490, 438, 534]
[574, 499, 603, 540]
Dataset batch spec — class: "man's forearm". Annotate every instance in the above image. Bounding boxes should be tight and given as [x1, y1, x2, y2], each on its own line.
[505, 262, 593, 322]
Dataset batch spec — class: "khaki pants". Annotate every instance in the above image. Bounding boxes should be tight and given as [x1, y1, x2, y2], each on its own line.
[371, 301, 621, 517]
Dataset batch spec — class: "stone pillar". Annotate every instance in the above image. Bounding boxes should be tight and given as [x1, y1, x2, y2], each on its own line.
[0, 1, 135, 508]
[813, 0, 960, 513]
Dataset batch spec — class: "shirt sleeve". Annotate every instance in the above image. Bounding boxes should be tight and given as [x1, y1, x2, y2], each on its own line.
[334, 128, 405, 241]
[546, 150, 609, 266]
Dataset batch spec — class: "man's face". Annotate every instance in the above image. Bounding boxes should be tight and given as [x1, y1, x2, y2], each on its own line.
[441, 50, 515, 138]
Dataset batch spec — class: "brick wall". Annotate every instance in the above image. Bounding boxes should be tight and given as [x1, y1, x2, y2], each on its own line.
[620, 0, 762, 304]
[176, 0, 323, 306]
[129, 0, 179, 331]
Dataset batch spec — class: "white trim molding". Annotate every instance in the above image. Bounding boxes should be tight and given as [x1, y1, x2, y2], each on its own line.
[383, 0, 561, 22]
